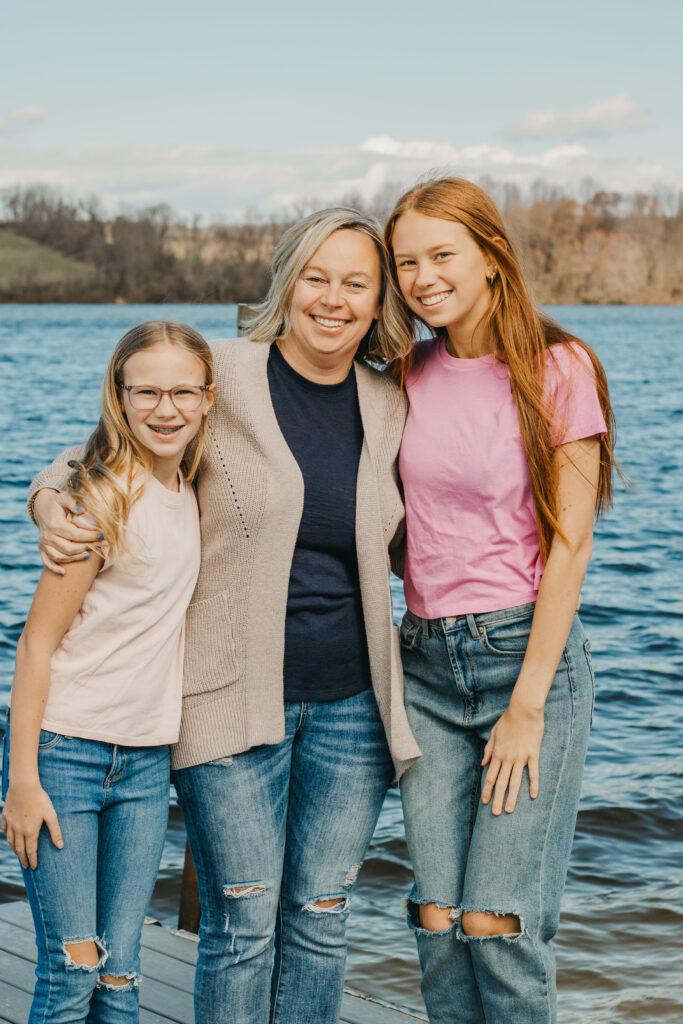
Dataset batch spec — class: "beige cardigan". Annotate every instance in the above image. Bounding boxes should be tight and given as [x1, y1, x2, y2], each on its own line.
[28, 338, 422, 778]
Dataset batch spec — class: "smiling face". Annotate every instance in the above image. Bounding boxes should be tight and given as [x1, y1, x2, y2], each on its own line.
[391, 210, 495, 356]
[278, 228, 382, 383]
[121, 341, 215, 484]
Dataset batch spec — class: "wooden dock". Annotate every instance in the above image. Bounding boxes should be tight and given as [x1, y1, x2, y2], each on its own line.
[0, 901, 425, 1023]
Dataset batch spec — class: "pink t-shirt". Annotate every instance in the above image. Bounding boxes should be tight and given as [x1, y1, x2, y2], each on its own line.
[39, 473, 201, 745]
[399, 338, 607, 618]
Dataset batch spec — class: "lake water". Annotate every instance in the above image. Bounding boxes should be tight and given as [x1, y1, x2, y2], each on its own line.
[0, 305, 681, 1022]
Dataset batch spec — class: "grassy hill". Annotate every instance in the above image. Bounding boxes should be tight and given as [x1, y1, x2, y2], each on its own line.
[0, 229, 96, 300]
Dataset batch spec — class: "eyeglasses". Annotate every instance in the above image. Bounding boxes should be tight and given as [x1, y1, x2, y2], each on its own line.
[119, 384, 210, 411]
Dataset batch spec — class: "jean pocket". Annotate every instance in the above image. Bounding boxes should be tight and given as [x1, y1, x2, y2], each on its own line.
[38, 730, 63, 750]
[478, 619, 531, 657]
[399, 613, 423, 652]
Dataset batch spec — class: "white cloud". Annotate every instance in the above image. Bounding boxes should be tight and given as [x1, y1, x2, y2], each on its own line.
[360, 136, 459, 162]
[0, 132, 678, 219]
[506, 94, 647, 140]
[0, 108, 45, 136]
[361, 137, 592, 170]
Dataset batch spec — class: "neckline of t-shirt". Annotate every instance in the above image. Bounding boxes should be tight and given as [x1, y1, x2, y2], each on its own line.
[270, 342, 356, 393]
[436, 336, 497, 371]
[146, 470, 186, 508]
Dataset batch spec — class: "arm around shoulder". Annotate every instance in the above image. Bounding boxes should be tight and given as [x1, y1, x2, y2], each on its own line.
[27, 445, 86, 524]
[27, 446, 103, 573]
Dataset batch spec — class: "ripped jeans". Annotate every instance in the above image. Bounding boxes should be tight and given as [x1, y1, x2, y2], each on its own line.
[173, 688, 393, 1024]
[2, 730, 169, 1023]
[399, 604, 594, 1024]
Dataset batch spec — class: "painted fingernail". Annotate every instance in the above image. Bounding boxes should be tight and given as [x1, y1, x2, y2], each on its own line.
[59, 571, 65, 577]
[98, 534, 104, 541]
[83, 553, 89, 560]
[75, 506, 84, 512]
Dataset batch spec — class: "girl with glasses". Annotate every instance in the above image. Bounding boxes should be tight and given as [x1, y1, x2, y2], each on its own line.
[2, 321, 215, 1023]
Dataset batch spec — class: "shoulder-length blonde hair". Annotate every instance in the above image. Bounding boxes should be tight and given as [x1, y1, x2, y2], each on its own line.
[384, 176, 617, 562]
[246, 207, 411, 362]
[67, 320, 213, 565]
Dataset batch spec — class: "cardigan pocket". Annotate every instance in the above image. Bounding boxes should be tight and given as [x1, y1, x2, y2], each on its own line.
[182, 589, 241, 695]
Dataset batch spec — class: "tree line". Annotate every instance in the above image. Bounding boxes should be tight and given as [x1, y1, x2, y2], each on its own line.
[2, 182, 682, 304]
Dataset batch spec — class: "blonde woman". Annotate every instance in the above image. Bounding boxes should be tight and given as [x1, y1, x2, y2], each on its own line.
[3, 322, 215, 1023]
[27, 210, 421, 1024]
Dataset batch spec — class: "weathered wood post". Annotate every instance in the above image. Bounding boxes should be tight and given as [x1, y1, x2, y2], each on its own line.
[178, 840, 201, 933]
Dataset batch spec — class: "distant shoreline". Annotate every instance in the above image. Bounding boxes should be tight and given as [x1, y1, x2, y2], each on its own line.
[3, 182, 682, 305]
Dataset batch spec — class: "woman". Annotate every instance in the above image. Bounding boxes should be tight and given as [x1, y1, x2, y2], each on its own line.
[27, 209, 421, 1024]
[382, 178, 616, 1024]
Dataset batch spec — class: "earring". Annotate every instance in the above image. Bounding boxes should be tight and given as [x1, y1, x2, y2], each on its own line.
[488, 269, 498, 284]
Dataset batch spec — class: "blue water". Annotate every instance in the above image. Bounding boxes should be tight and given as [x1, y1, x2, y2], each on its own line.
[1, 305, 681, 1022]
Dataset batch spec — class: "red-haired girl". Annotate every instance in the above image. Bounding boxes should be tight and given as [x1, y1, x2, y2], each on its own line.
[384, 178, 616, 1024]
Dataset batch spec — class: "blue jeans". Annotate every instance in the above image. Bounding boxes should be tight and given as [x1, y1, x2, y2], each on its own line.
[173, 688, 393, 1024]
[399, 603, 594, 1024]
[2, 730, 170, 1024]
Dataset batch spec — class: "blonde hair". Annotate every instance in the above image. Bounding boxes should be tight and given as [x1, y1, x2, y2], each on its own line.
[246, 207, 411, 362]
[66, 320, 213, 565]
[384, 177, 617, 561]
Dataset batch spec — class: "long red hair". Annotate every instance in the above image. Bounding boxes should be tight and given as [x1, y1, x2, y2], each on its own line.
[384, 177, 617, 562]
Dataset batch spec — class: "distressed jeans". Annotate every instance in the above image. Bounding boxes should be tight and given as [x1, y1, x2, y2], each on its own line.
[399, 603, 594, 1024]
[2, 729, 170, 1024]
[173, 688, 393, 1024]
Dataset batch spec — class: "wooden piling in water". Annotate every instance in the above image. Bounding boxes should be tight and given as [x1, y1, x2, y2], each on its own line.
[177, 840, 201, 934]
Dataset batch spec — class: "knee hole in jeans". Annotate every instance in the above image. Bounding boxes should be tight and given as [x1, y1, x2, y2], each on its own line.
[64, 938, 107, 971]
[223, 883, 266, 899]
[461, 910, 522, 938]
[303, 895, 350, 914]
[418, 902, 459, 932]
[98, 972, 139, 990]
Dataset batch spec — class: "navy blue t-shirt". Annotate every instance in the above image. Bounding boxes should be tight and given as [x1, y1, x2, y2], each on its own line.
[267, 344, 372, 702]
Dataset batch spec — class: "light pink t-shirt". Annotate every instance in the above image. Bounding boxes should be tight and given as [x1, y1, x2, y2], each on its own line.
[40, 473, 201, 746]
[399, 339, 607, 618]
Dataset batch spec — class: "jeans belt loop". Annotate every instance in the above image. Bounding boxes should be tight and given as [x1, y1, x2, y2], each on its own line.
[421, 617, 429, 639]
[465, 613, 480, 639]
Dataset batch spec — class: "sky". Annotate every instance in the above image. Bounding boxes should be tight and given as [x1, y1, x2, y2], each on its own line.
[2, 0, 682, 219]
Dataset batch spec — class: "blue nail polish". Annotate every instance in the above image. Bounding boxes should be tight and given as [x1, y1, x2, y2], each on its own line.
[83, 553, 89, 560]
[75, 506, 84, 512]
[98, 534, 104, 541]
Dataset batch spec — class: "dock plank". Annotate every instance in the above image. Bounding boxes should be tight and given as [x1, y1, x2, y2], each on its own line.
[0, 901, 423, 1022]
[141, 922, 199, 966]
[341, 990, 426, 1023]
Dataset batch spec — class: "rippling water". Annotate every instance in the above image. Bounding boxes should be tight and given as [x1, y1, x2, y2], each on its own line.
[1, 305, 681, 1022]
